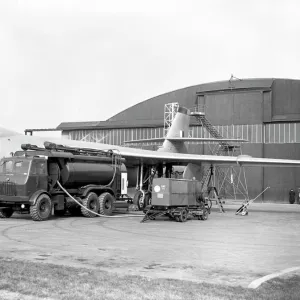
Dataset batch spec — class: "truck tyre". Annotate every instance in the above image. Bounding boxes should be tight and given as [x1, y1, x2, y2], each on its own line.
[30, 194, 52, 221]
[99, 192, 115, 216]
[133, 191, 144, 210]
[0, 208, 14, 218]
[81, 192, 99, 218]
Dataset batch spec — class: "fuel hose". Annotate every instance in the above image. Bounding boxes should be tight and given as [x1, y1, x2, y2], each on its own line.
[57, 181, 144, 218]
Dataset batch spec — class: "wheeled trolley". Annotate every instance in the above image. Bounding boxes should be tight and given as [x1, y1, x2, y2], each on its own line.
[141, 178, 210, 223]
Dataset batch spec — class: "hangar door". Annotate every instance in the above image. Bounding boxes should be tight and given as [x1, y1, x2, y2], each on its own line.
[196, 91, 264, 126]
[196, 91, 265, 199]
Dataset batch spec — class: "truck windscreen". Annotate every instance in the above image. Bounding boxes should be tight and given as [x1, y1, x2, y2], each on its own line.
[0, 159, 31, 175]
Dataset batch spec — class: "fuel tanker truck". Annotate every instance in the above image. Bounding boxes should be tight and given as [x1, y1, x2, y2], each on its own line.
[0, 142, 128, 221]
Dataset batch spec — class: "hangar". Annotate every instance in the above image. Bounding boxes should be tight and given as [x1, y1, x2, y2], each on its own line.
[57, 78, 300, 203]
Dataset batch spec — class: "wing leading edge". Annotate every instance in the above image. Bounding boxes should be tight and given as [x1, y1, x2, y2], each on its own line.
[116, 148, 300, 167]
[1, 135, 300, 168]
[124, 137, 248, 144]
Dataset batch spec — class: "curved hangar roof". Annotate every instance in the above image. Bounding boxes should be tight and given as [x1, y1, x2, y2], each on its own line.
[57, 78, 300, 130]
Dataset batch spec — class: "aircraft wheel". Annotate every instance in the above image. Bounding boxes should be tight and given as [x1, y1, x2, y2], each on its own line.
[144, 193, 151, 206]
[133, 191, 145, 210]
[30, 194, 52, 221]
[81, 192, 99, 218]
[178, 209, 188, 222]
[99, 192, 115, 216]
[0, 207, 14, 218]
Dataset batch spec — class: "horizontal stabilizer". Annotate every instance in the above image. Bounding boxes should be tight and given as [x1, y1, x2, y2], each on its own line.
[124, 138, 165, 144]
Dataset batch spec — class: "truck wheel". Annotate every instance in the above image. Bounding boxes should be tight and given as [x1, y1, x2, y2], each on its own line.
[81, 192, 99, 218]
[99, 192, 115, 216]
[178, 209, 188, 222]
[133, 191, 144, 210]
[0, 208, 14, 218]
[30, 194, 52, 221]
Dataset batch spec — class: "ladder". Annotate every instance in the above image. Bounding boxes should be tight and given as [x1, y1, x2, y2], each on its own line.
[207, 186, 225, 213]
[190, 111, 240, 154]
[190, 111, 248, 201]
[203, 165, 225, 213]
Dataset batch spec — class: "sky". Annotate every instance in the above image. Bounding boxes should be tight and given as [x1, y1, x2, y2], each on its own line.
[0, 0, 299, 136]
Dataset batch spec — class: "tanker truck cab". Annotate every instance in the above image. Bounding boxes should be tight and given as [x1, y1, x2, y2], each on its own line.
[0, 156, 49, 217]
[0, 142, 128, 221]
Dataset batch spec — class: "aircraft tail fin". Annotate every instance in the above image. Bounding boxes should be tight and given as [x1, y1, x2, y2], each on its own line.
[158, 106, 190, 153]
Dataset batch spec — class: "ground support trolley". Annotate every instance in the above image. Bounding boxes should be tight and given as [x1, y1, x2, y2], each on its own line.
[141, 204, 208, 223]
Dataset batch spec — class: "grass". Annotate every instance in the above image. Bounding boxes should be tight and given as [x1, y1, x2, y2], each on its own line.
[0, 258, 300, 300]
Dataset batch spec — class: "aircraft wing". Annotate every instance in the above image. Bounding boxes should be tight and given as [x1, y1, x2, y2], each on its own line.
[115, 147, 300, 167]
[1, 134, 300, 167]
[52, 139, 300, 167]
[124, 137, 248, 143]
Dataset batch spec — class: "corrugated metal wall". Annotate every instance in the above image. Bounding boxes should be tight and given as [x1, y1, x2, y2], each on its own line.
[61, 78, 300, 203]
[63, 122, 300, 145]
[64, 127, 165, 146]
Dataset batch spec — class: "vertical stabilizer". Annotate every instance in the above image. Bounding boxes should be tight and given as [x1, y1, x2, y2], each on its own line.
[158, 106, 190, 153]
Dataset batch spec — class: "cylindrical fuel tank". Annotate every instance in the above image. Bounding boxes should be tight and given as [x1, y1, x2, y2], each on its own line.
[49, 161, 126, 188]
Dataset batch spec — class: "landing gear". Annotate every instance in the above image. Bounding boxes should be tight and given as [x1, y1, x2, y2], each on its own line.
[0, 207, 14, 218]
[144, 193, 151, 206]
[30, 194, 52, 221]
[133, 191, 151, 211]
[133, 191, 144, 210]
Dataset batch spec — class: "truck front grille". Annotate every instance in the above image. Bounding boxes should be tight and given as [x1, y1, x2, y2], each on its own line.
[0, 181, 17, 196]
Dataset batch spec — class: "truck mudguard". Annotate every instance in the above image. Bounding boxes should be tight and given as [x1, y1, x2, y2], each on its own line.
[81, 186, 115, 198]
[29, 190, 50, 206]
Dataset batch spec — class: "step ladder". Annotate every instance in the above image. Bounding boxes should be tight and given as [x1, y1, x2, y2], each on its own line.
[202, 165, 225, 213]
[207, 186, 225, 213]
